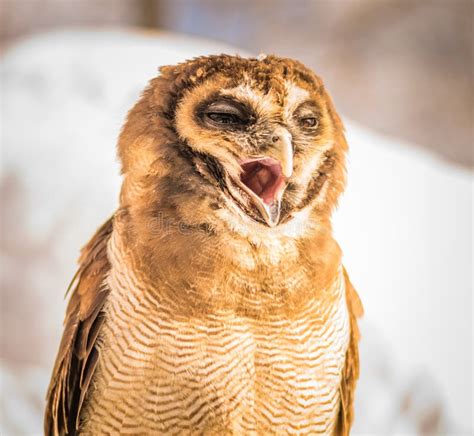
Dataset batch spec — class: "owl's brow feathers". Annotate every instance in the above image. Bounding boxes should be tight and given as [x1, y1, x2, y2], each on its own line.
[160, 54, 321, 119]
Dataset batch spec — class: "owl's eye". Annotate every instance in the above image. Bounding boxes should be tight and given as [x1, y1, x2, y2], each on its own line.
[207, 112, 243, 125]
[201, 99, 250, 129]
[300, 117, 319, 128]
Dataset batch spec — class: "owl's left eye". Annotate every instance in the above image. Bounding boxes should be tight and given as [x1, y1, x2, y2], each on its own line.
[300, 117, 319, 128]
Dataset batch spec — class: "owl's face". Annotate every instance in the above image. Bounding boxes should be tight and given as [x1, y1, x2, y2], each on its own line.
[119, 55, 347, 237]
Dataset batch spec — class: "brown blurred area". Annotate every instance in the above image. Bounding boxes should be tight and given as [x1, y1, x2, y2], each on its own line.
[1, 0, 473, 167]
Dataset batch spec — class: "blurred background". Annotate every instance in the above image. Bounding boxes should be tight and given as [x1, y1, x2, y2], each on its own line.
[0, 1, 472, 435]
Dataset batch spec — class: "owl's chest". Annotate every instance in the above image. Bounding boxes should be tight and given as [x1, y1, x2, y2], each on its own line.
[83, 275, 349, 435]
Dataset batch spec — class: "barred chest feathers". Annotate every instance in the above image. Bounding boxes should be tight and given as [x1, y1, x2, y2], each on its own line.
[80, 226, 351, 435]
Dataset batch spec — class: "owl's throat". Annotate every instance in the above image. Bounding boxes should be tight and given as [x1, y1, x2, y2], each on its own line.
[234, 157, 287, 227]
[240, 158, 285, 205]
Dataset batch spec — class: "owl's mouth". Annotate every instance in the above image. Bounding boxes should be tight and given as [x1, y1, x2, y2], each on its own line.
[231, 157, 287, 227]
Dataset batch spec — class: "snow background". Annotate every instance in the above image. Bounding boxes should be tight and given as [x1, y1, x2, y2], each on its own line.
[1, 30, 472, 435]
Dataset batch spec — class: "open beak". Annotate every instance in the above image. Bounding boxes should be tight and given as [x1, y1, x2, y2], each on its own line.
[236, 128, 293, 227]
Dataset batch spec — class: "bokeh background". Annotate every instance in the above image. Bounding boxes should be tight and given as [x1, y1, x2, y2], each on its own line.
[0, 1, 472, 435]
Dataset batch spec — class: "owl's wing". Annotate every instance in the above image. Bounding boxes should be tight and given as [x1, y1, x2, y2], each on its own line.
[44, 217, 114, 436]
[337, 267, 364, 436]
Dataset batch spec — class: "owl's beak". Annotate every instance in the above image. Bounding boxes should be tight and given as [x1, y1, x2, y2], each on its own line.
[270, 126, 293, 179]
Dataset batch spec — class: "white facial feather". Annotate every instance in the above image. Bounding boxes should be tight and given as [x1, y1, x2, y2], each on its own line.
[282, 81, 310, 118]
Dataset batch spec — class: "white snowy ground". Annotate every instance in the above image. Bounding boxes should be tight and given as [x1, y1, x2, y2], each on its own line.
[1, 30, 472, 435]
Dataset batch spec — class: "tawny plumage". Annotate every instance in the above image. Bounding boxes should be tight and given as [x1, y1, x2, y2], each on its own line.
[45, 54, 363, 435]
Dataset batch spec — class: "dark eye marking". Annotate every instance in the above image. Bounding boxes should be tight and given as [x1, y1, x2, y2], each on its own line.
[199, 99, 252, 129]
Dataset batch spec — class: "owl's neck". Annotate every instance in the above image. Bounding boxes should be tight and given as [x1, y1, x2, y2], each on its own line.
[114, 207, 342, 318]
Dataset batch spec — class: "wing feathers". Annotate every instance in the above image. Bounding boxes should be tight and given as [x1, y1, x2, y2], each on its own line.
[45, 217, 114, 436]
[337, 267, 363, 435]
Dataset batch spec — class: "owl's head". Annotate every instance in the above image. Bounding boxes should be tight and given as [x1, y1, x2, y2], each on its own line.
[118, 55, 347, 238]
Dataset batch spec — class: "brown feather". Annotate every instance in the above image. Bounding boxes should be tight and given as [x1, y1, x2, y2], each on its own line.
[337, 267, 364, 435]
[45, 55, 363, 434]
[44, 217, 113, 436]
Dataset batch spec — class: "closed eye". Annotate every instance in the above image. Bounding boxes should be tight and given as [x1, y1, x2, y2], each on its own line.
[207, 112, 244, 125]
[200, 99, 252, 129]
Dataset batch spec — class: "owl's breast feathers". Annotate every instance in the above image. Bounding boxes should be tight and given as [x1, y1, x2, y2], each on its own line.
[45, 215, 362, 435]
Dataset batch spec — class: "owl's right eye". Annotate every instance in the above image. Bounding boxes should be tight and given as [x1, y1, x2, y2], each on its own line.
[206, 112, 243, 125]
[200, 99, 251, 129]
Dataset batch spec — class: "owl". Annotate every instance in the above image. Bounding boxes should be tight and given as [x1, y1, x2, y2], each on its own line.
[45, 54, 363, 435]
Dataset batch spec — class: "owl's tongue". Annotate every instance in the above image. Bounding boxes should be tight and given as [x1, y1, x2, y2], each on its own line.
[240, 158, 285, 204]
